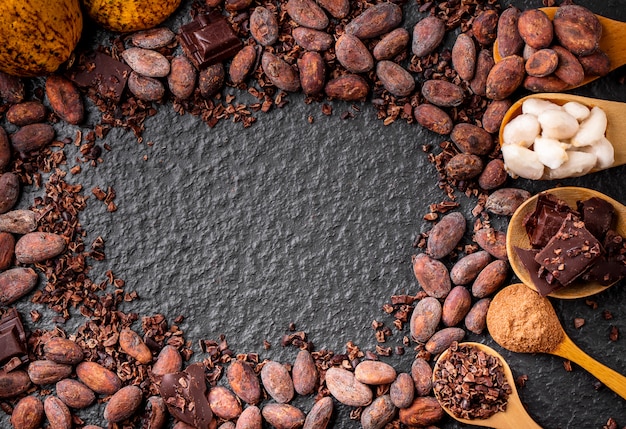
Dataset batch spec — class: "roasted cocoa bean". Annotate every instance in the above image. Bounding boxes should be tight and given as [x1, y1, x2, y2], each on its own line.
[485, 55, 525, 100]
[410, 358, 432, 396]
[413, 104, 453, 135]
[6, 101, 47, 126]
[325, 367, 372, 407]
[523, 75, 568, 92]
[335, 34, 374, 74]
[578, 50, 611, 77]
[452, 33, 476, 81]
[409, 296, 442, 343]
[128, 72, 165, 101]
[517, 9, 553, 49]
[450, 251, 492, 285]
[208, 386, 242, 420]
[0, 71, 25, 103]
[56, 378, 96, 409]
[15, 232, 65, 264]
[0, 231, 14, 270]
[442, 285, 472, 327]
[354, 360, 396, 385]
[451, 123, 494, 155]
[199, 64, 226, 98]
[227, 360, 261, 405]
[10, 123, 55, 154]
[260, 361, 294, 404]
[152, 345, 183, 376]
[236, 405, 262, 429]
[425, 327, 465, 354]
[553, 45, 585, 86]
[470, 49, 494, 97]
[285, 0, 329, 30]
[553, 5, 602, 56]
[376, 60, 414, 97]
[250, 7, 279, 46]
[45, 75, 84, 124]
[361, 395, 396, 429]
[472, 259, 509, 298]
[225, 0, 252, 12]
[412, 254, 451, 298]
[10, 395, 44, 429]
[298, 51, 326, 96]
[261, 404, 305, 429]
[421, 80, 464, 107]
[44, 396, 72, 429]
[497, 7, 524, 57]
[373, 28, 410, 60]
[0, 127, 11, 170]
[474, 228, 508, 261]
[0, 370, 30, 398]
[119, 327, 152, 364]
[292, 27, 334, 52]
[0, 267, 38, 305]
[398, 397, 443, 427]
[229, 46, 258, 86]
[446, 153, 484, 180]
[302, 396, 333, 429]
[525, 48, 559, 77]
[0, 172, 19, 214]
[324, 74, 369, 101]
[478, 158, 508, 190]
[485, 188, 531, 216]
[345, 2, 402, 39]
[316, 0, 349, 19]
[27, 360, 73, 385]
[131, 27, 176, 49]
[292, 349, 318, 396]
[262, 52, 300, 92]
[0, 210, 37, 234]
[412, 16, 445, 57]
[76, 361, 122, 395]
[481, 99, 512, 134]
[104, 385, 143, 423]
[472, 9, 498, 46]
[141, 396, 168, 429]
[168, 55, 197, 100]
[389, 373, 414, 408]
[465, 297, 491, 334]
[427, 212, 466, 260]
[44, 337, 84, 365]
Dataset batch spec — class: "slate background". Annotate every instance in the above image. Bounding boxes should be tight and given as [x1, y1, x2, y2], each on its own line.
[3, 0, 626, 428]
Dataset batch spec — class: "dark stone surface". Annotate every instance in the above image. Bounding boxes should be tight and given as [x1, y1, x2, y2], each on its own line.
[3, 1, 626, 428]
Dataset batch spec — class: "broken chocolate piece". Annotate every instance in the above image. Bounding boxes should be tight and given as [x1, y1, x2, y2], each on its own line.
[524, 193, 578, 248]
[178, 12, 243, 69]
[68, 51, 131, 103]
[514, 247, 566, 296]
[577, 196, 615, 240]
[159, 362, 213, 429]
[0, 308, 28, 370]
[535, 214, 602, 287]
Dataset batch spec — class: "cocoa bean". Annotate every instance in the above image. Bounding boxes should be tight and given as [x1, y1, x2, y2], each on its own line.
[427, 212, 466, 260]
[260, 361, 294, 404]
[225, 0, 252, 12]
[262, 52, 300, 92]
[44, 396, 72, 429]
[354, 360, 396, 385]
[235, 405, 262, 429]
[398, 397, 443, 427]
[15, 231, 65, 264]
[412, 254, 451, 298]
[472, 9, 498, 46]
[335, 34, 374, 74]
[389, 373, 414, 408]
[452, 33, 476, 81]
[361, 395, 396, 429]
[478, 158, 508, 190]
[44, 337, 84, 365]
[10, 395, 44, 429]
[471, 259, 509, 298]
[465, 297, 491, 334]
[292, 349, 318, 396]
[285, 0, 329, 30]
[76, 361, 122, 395]
[373, 28, 410, 61]
[485, 187, 531, 216]
[0, 370, 30, 398]
[6, 101, 47, 126]
[292, 28, 334, 52]
[376, 60, 414, 97]
[249, 7, 279, 46]
[441, 285, 472, 327]
[0, 210, 36, 234]
[208, 386, 242, 420]
[119, 327, 152, 364]
[128, 72, 165, 101]
[446, 153, 483, 180]
[298, 52, 326, 96]
[0, 172, 19, 214]
[413, 104, 453, 135]
[421, 80, 464, 107]
[0, 267, 38, 305]
[474, 227, 508, 260]
[470, 49, 494, 97]
[450, 251, 491, 285]
[0, 127, 11, 170]
[104, 385, 143, 423]
[229, 46, 258, 86]
[523, 75, 568, 92]
[481, 99, 512, 134]
[451, 123, 494, 156]
[578, 50, 611, 77]
[553, 5, 601, 56]
[0, 71, 25, 103]
[410, 358, 432, 396]
[525, 48, 559, 77]
[261, 404, 305, 429]
[56, 378, 96, 409]
[316, 0, 349, 19]
[409, 296, 442, 343]
[199, 64, 226, 98]
[553, 45, 585, 86]
[0, 231, 14, 270]
[497, 7, 524, 57]
[152, 345, 183, 376]
[45, 75, 84, 124]
[425, 327, 465, 354]
[227, 360, 261, 405]
[131, 27, 175, 49]
[345, 2, 402, 39]
[27, 360, 73, 385]
[141, 396, 168, 429]
[11, 123, 55, 154]
[517, 9, 553, 49]
[168, 55, 197, 100]
[485, 55, 525, 100]
[325, 367, 372, 407]
[412, 16, 445, 57]
[324, 74, 369, 101]
[302, 396, 333, 429]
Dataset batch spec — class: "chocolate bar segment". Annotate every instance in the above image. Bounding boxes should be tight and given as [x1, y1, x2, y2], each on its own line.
[523, 193, 577, 248]
[0, 308, 28, 370]
[577, 196, 615, 240]
[514, 247, 565, 296]
[68, 51, 131, 103]
[178, 13, 243, 69]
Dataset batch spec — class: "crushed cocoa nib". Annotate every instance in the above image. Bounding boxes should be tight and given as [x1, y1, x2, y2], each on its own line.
[610, 326, 619, 342]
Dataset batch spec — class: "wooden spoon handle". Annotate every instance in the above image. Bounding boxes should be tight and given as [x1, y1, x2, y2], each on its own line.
[552, 336, 626, 400]
[495, 393, 544, 429]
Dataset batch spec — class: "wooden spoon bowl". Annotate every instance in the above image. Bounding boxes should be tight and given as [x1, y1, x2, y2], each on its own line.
[507, 186, 626, 298]
[433, 342, 542, 429]
[494, 7, 626, 90]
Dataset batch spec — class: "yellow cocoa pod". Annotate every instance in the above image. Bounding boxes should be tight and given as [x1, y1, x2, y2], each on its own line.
[0, 0, 83, 77]
[82, 0, 183, 33]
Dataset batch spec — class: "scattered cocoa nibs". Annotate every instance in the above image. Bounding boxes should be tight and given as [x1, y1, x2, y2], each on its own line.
[609, 326, 619, 342]
[563, 360, 573, 372]
[603, 310, 614, 320]
[603, 417, 619, 429]
[574, 318, 586, 329]
[515, 374, 529, 388]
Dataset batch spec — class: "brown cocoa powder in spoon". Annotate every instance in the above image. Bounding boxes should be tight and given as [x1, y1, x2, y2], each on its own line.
[487, 283, 564, 353]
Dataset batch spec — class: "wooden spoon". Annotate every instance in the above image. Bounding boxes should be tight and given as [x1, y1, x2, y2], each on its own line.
[488, 284, 626, 401]
[493, 7, 626, 89]
[498, 93, 626, 171]
[433, 342, 542, 429]
[507, 186, 626, 299]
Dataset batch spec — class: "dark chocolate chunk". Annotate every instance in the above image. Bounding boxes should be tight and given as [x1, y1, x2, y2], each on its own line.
[159, 362, 213, 429]
[178, 13, 243, 69]
[0, 308, 28, 370]
[523, 193, 577, 248]
[514, 247, 565, 296]
[68, 51, 131, 102]
[577, 196, 615, 240]
[534, 214, 603, 287]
